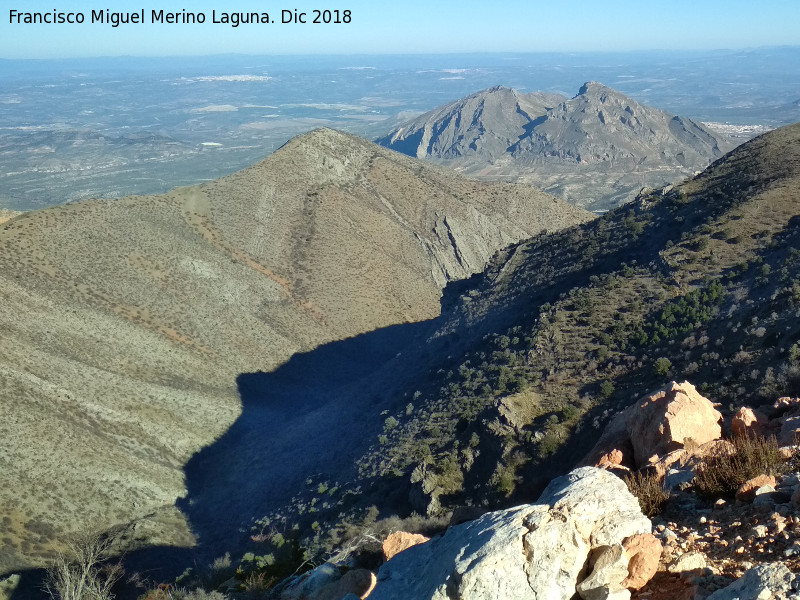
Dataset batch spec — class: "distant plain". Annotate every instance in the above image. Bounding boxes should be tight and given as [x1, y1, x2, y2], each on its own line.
[2, 48, 800, 211]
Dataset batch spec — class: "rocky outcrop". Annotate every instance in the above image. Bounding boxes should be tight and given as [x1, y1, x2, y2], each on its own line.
[381, 532, 429, 562]
[584, 382, 723, 471]
[735, 475, 778, 502]
[370, 467, 651, 600]
[627, 382, 723, 465]
[731, 407, 768, 438]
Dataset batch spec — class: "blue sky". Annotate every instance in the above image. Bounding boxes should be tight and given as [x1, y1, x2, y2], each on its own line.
[1, 0, 798, 58]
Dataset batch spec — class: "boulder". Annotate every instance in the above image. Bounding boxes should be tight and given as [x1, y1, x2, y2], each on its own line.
[706, 563, 796, 600]
[627, 382, 722, 467]
[576, 545, 630, 600]
[694, 439, 735, 459]
[409, 464, 443, 516]
[778, 415, 800, 446]
[275, 563, 341, 600]
[735, 475, 777, 503]
[276, 564, 377, 600]
[382, 532, 430, 561]
[581, 382, 723, 471]
[621, 533, 662, 590]
[668, 551, 707, 574]
[369, 467, 651, 600]
[596, 448, 625, 468]
[731, 407, 768, 438]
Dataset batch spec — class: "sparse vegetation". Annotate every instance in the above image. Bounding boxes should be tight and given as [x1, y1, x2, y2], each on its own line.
[694, 434, 790, 500]
[44, 530, 125, 600]
[624, 471, 669, 518]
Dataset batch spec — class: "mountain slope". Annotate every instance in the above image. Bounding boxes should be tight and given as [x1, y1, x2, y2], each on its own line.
[0, 129, 590, 572]
[378, 83, 738, 210]
[371, 121, 800, 507]
[230, 123, 800, 578]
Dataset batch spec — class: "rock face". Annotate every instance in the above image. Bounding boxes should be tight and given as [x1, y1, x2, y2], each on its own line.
[584, 382, 723, 470]
[370, 467, 651, 600]
[378, 83, 736, 210]
[628, 382, 723, 465]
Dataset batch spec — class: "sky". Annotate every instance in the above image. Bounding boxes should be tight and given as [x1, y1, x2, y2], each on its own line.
[0, 0, 798, 59]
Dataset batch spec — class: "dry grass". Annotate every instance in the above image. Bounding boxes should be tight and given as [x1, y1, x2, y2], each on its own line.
[625, 471, 670, 518]
[694, 434, 790, 500]
[44, 530, 124, 600]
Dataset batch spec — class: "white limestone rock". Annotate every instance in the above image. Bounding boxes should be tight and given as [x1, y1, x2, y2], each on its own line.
[370, 467, 650, 600]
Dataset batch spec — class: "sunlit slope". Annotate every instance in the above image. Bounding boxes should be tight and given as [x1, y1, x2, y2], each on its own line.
[0, 128, 590, 571]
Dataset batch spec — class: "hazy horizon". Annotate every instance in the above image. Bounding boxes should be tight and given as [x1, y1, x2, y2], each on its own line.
[1, 0, 798, 59]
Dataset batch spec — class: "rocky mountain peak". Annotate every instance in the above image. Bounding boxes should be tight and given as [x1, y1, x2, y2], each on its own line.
[378, 83, 737, 209]
[577, 80, 614, 96]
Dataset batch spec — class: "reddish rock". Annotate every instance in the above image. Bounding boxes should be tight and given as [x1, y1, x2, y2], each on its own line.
[596, 448, 625, 468]
[382, 531, 430, 562]
[580, 419, 636, 470]
[627, 382, 723, 467]
[731, 407, 768, 438]
[622, 533, 663, 590]
[735, 475, 777, 502]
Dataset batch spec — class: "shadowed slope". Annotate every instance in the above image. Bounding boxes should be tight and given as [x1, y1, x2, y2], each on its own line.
[0, 129, 589, 573]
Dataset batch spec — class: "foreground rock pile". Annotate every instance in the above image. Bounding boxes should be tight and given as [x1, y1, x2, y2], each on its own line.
[586, 382, 800, 600]
[266, 381, 799, 599]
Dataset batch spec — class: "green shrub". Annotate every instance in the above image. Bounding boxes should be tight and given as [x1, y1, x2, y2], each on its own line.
[538, 432, 561, 457]
[694, 434, 789, 500]
[599, 381, 615, 398]
[654, 357, 672, 376]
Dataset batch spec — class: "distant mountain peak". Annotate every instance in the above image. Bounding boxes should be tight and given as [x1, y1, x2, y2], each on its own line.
[378, 83, 737, 209]
[484, 84, 514, 93]
[577, 80, 611, 95]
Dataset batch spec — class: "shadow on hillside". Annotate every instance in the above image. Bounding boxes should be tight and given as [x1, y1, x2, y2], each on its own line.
[120, 317, 440, 583]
